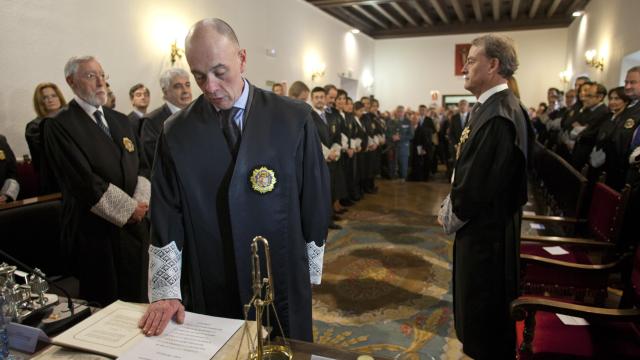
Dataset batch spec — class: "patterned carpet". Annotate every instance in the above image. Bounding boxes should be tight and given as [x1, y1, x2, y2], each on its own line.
[312, 178, 471, 360]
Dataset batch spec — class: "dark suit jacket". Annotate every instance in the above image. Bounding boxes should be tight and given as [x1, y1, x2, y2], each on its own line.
[127, 111, 143, 139]
[572, 103, 610, 170]
[140, 104, 172, 170]
[450, 112, 468, 145]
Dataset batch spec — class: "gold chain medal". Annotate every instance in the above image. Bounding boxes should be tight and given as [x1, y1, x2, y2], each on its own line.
[250, 166, 277, 194]
[456, 126, 471, 160]
[624, 118, 635, 129]
[0, 150, 5, 161]
[122, 137, 135, 152]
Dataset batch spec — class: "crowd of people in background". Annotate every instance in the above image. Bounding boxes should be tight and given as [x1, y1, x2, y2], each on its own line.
[4, 66, 639, 210]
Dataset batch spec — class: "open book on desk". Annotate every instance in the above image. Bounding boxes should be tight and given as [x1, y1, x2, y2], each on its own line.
[52, 300, 244, 359]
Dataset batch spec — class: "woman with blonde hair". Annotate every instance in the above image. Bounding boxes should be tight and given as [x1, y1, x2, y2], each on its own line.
[25, 82, 67, 194]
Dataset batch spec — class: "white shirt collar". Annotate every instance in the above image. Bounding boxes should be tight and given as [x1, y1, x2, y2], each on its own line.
[165, 101, 182, 114]
[133, 109, 144, 118]
[477, 83, 509, 104]
[74, 96, 103, 124]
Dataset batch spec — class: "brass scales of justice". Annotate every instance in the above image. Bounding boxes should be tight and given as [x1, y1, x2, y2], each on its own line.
[236, 236, 292, 360]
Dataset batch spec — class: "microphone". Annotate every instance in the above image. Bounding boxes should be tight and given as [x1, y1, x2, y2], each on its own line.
[0, 248, 90, 334]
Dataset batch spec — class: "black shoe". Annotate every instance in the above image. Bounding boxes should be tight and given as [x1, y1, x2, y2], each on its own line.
[328, 223, 342, 230]
[332, 215, 343, 221]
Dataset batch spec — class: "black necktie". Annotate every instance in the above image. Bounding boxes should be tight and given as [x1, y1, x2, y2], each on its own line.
[94, 110, 112, 139]
[219, 107, 241, 155]
[466, 103, 481, 127]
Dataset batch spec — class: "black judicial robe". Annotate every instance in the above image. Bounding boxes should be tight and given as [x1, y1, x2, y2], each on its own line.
[602, 101, 640, 190]
[342, 113, 359, 199]
[140, 104, 172, 171]
[451, 89, 532, 358]
[149, 86, 331, 342]
[326, 109, 348, 201]
[25, 117, 60, 194]
[43, 100, 150, 306]
[0, 134, 18, 199]
[571, 104, 609, 171]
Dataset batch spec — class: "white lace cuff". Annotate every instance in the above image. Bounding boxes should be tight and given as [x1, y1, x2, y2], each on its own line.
[1, 178, 19, 201]
[307, 241, 325, 285]
[133, 176, 151, 203]
[149, 242, 182, 302]
[90, 183, 137, 227]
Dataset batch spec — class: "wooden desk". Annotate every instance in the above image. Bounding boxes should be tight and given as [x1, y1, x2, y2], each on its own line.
[18, 325, 391, 359]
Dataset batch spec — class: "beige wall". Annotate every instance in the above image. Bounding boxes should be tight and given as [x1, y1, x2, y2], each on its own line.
[564, 0, 640, 88]
[0, 0, 375, 156]
[373, 28, 569, 112]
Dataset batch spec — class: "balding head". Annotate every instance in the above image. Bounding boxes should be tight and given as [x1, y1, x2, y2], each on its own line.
[185, 18, 246, 110]
[186, 18, 240, 53]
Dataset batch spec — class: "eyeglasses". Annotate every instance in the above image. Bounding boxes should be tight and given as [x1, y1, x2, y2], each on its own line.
[80, 72, 109, 82]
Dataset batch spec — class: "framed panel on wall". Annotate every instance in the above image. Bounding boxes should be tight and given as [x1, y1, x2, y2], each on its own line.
[443, 94, 476, 109]
[454, 44, 471, 76]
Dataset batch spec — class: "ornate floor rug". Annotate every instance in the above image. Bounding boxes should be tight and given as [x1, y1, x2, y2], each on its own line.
[312, 179, 471, 359]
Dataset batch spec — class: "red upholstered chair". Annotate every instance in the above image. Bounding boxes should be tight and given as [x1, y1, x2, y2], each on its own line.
[15, 158, 39, 199]
[520, 182, 631, 303]
[511, 246, 640, 359]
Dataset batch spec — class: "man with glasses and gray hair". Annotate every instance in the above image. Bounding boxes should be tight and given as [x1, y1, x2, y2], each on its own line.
[140, 67, 193, 168]
[438, 34, 533, 359]
[43, 55, 151, 306]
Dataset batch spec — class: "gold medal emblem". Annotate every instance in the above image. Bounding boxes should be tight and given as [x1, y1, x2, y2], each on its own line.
[122, 137, 135, 152]
[331, 124, 336, 133]
[0, 150, 5, 161]
[624, 118, 635, 129]
[569, 110, 575, 117]
[373, 123, 377, 130]
[459, 127, 471, 145]
[250, 166, 277, 194]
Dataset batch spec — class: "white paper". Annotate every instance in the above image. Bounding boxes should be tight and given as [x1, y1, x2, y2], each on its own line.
[118, 312, 243, 360]
[523, 210, 535, 216]
[543, 246, 570, 256]
[556, 314, 589, 326]
[529, 223, 546, 230]
[311, 356, 336, 360]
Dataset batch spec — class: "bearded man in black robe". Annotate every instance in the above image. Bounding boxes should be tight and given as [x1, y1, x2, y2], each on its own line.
[439, 34, 533, 359]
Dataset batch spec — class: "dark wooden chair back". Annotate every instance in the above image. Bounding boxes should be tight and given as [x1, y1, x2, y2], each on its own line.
[15, 159, 39, 199]
[587, 183, 630, 246]
[537, 146, 588, 217]
[0, 193, 65, 276]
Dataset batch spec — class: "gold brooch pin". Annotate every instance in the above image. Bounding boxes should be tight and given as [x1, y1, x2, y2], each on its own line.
[0, 150, 5, 161]
[459, 127, 471, 145]
[250, 166, 277, 194]
[122, 137, 135, 152]
[624, 118, 635, 129]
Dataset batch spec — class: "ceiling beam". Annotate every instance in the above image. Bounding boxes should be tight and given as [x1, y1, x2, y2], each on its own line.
[547, 0, 562, 17]
[352, 4, 389, 29]
[410, 0, 433, 25]
[430, 0, 450, 24]
[331, 7, 375, 32]
[450, 0, 467, 23]
[566, 0, 585, 14]
[529, 0, 542, 18]
[471, 0, 483, 22]
[372, 17, 571, 39]
[492, 0, 500, 21]
[511, 0, 521, 20]
[371, 3, 403, 27]
[390, 2, 418, 26]
[311, 0, 400, 9]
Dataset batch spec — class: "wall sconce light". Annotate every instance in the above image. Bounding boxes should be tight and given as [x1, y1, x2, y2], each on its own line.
[311, 63, 326, 82]
[170, 40, 184, 66]
[558, 70, 572, 84]
[585, 49, 604, 71]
